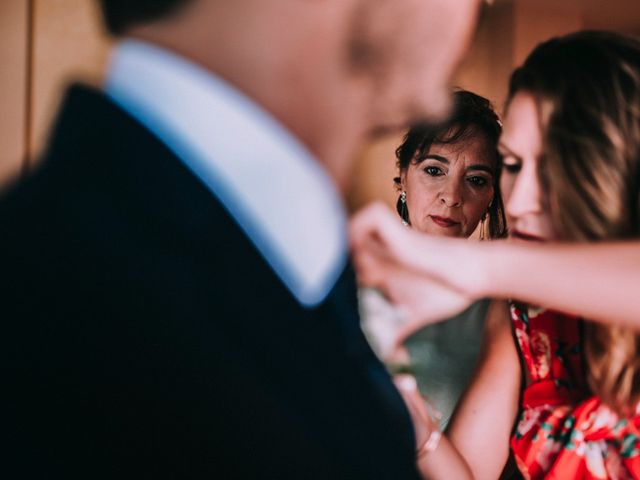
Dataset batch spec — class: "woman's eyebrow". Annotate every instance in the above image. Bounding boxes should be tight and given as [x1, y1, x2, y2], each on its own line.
[467, 164, 494, 174]
[498, 141, 522, 161]
[424, 154, 449, 164]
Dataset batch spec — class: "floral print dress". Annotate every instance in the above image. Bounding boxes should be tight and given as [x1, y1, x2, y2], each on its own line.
[510, 303, 640, 479]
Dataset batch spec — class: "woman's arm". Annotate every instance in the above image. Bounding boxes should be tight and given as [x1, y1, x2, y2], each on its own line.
[476, 242, 640, 328]
[350, 203, 640, 329]
[446, 300, 521, 480]
[395, 300, 520, 479]
[394, 375, 474, 480]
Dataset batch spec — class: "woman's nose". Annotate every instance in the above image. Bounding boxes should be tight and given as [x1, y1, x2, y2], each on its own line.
[439, 180, 463, 208]
[506, 165, 543, 218]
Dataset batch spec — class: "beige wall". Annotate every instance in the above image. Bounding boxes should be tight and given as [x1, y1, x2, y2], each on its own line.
[30, 0, 111, 161]
[456, 2, 515, 115]
[512, 1, 583, 67]
[0, 0, 110, 188]
[0, 0, 29, 188]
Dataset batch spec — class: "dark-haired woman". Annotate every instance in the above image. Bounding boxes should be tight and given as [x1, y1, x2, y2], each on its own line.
[394, 89, 506, 240]
[387, 90, 506, 426]
[362, 91, 505, 388]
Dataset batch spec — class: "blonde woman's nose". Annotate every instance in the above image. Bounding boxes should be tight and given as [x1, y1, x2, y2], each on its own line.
[506, 164, 543, 218]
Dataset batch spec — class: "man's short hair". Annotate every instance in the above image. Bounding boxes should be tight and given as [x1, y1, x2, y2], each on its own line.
[97, 0, 193, 35]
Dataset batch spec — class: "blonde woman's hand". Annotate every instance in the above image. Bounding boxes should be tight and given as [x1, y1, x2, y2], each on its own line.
[350, 203, 479, 335]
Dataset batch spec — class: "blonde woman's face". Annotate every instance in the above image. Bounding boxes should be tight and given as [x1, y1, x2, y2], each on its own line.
[401, 134, 495, 238]
[498, 91, 555, 241]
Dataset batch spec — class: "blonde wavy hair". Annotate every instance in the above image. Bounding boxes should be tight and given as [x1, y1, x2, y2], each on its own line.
[509, 31, 640, 415]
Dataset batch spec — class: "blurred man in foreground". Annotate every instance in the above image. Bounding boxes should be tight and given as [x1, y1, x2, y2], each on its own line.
[1, 0, 480, 476]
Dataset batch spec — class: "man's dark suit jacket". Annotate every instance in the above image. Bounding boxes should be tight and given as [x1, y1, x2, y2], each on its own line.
[0, 85, 420, 479]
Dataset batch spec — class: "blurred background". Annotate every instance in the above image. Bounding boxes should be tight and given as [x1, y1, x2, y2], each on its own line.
[1, 0, 640, 207]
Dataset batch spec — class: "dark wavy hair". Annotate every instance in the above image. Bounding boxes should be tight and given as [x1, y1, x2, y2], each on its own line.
[97, 0, 194, 35]
[394, 89, 507, 238]
[507, 31, 640, 415]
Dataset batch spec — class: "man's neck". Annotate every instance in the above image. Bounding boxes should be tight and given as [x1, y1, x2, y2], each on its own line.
[126, 1, 373, 196]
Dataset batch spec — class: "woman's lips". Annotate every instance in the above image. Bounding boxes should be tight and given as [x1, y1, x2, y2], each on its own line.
[429, 215, 460, 228]
[511, 229, 546, 242]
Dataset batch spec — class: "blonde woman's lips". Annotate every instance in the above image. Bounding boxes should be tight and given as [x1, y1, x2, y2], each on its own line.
[511, 229, 546, 242]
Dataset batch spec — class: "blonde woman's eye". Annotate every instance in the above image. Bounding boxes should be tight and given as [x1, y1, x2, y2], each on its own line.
[502, 162, 522, 174]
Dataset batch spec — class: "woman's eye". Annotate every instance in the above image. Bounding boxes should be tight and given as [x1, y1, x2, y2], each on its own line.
[424, 166, 442, 176]
[468, 176, 488, 187]
[502, 162, 522, 174]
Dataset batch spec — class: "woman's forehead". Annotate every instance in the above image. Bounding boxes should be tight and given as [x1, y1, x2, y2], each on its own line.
[500, 92, 543, 159]
[428, 135, 496, 165]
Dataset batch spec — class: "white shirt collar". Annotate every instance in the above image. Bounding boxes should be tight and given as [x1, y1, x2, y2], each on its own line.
[105, 39, 348, 307]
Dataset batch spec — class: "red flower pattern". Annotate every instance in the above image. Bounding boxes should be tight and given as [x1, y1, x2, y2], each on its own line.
[510, 304, 640, 479]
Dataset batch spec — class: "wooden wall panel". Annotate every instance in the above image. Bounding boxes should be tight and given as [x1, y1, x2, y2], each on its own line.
[346, 132, 403, 213]
[455, 2, 515, 114]
[0, 0, 29, 188]
[513, 1, 583, 67]
[30, 0, 111, 162]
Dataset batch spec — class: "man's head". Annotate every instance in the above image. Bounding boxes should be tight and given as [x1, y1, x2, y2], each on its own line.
[347, 0, 481, 132]
[97, 0, 194, 35]
[96, 0, 481, 192]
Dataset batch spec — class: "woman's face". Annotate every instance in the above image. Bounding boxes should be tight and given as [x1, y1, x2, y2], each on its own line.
[498, 91, 555, 241]
[400, 133, 495, 238]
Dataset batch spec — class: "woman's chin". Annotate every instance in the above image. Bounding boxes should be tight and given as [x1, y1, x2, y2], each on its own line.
[418, 225, 465, 238]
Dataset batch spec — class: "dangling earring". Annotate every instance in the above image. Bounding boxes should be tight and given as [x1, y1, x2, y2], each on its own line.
[479, 212, 487, 241]
[400, 191, 409, 226]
